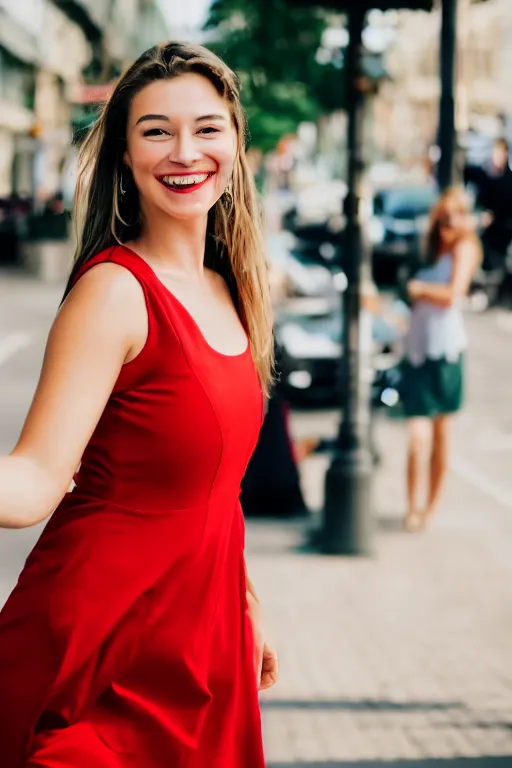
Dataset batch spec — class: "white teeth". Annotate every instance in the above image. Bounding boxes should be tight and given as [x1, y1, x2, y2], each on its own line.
[161, 173, 210, 187]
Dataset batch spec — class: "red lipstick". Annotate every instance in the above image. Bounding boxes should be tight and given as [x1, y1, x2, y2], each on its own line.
[157, 172, 215, 195]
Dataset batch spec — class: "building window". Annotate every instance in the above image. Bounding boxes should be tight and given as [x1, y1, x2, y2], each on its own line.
[0, 46, 35, 111]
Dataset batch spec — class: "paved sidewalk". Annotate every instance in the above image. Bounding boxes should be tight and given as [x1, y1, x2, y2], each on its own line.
[247, 415, 512, 767]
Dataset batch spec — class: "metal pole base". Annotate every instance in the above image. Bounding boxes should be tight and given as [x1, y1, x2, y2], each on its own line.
[321, 447, 374, 555]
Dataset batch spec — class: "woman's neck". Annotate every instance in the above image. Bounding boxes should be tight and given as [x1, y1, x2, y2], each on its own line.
[132, 208, 209, 278]
[438, 240, 456, 256]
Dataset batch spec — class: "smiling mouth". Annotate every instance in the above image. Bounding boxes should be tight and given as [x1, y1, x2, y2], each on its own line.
[157, 172, 215, 194]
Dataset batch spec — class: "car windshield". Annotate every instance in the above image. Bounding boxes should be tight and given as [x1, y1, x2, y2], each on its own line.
[301, 313, 341, 340]
[291, 248, 323, 267]
[282, 308, 403, 347]
[381, 187, 438, 218]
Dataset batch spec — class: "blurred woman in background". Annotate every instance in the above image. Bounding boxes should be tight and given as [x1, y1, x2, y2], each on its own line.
[402, 187, 481, 531]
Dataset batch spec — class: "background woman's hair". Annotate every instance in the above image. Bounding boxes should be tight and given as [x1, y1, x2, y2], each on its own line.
[425, 185, 482, 266]
[64, 42, 274, 395]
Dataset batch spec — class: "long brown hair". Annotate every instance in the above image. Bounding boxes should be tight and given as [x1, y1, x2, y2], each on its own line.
[65, 42, 274, 395]
[425, 186, 482, 266]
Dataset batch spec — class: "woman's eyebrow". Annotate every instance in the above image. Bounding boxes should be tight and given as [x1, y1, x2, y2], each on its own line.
[135, 113, 227, 126]
[196, 114, 227, 122]
[136, 114, 170, 125]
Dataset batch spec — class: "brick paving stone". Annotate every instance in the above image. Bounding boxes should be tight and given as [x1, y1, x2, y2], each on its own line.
[247, 414, 512, 766]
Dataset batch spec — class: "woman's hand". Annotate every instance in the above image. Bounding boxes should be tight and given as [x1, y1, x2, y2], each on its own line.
[407, 279, 423, 302]
[480, 210, 494, 228]
[259, 641, 279, 691]
[246, 591, 279, 691]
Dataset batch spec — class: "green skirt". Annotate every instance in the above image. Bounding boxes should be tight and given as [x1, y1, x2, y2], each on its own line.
[400, 355, 464, 419]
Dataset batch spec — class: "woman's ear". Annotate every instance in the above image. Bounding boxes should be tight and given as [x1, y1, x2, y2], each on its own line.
[123, 152, 131, 171]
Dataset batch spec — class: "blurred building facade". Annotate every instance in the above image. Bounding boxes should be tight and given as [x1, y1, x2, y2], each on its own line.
[374, 0, 512, 168]
[0, 0, 168, 202]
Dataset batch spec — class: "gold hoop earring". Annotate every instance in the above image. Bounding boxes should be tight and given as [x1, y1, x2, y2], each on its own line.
[114, 173, 131, 227]
[222, 178, 234, 208]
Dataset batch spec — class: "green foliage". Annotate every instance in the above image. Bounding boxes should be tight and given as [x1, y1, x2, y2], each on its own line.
[206, 0, 346, 151]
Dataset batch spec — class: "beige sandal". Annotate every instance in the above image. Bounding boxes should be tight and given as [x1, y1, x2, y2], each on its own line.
[403, 511, 423, 532]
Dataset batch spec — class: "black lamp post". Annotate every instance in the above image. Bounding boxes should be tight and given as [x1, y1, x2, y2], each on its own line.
[437, 0, 458, 190]
[288, 0, 434, 555]
[322, 4, 373, 556]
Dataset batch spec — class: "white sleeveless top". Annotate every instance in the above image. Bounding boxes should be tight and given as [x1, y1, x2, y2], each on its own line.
[404, 253, 467, 366]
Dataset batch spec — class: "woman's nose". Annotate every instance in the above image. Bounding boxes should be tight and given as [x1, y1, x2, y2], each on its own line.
[170, 131, 201, 166]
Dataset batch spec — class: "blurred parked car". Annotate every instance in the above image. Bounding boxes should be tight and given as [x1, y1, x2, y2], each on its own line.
[286, 180, 347, 227]
[0, 195, 32, 265]
[274, 297, 407, 407]
[370, 184, 438, 285]
[282, 179, 346, 261]
[267, 232, 336, 298]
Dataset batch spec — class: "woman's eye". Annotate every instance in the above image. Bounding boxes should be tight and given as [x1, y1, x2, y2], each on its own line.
[198, 127, 220, 135]
[143, 128, 169, 137]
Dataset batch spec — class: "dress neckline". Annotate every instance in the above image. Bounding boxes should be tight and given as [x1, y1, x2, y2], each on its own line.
[118, 245, 250, 360]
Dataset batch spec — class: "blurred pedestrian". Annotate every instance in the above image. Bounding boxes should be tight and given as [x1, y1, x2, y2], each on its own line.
[0, 42, 277, 768]
[464, 138, 512, 272]
[241, 339, 309, 519]
[241, 254, 310, 519]
[402, 187, 481, 531]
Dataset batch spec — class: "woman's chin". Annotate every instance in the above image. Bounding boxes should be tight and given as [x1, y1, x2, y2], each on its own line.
[156, 192, 222, 221]
[155, 200, 213, 222]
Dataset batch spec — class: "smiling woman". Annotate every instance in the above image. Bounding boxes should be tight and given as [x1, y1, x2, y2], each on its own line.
[122, 76, 236, 224]
[0, 42, 276, 768]
[69, 44, 273, 383]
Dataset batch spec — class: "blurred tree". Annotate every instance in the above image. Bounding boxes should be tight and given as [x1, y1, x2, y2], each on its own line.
[205, 0, 346, 151]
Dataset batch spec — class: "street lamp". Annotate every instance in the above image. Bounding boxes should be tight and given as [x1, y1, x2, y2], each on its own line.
[437, 0, 457, 190]
[285, 0, 433, 555]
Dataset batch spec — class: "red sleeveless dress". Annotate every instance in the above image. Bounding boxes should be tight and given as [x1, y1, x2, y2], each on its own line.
[0, 246, 266, 768]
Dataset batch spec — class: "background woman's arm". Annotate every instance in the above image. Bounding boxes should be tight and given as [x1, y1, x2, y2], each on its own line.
[0, 264, 147, 528]
[408, 238, 480, 307]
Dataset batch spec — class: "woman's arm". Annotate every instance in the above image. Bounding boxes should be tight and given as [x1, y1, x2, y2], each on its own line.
[0, 264, 147, 529]
[408, 238, 480, 308]
[361, 278, 383, 316]
[246, 569, 259, 604]
[244, 558, 279, 690]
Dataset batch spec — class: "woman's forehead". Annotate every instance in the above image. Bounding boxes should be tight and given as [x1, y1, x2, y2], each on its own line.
[440, 195, 467, 212]
[129, 75, 231, 123]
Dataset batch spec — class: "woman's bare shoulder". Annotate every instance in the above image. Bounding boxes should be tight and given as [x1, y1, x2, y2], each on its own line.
[453, 234, 481, 262]
[66, 260, 144, 306]
[59, 260, 148, 354]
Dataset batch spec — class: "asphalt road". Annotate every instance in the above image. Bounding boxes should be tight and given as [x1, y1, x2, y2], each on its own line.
[1, 271, 511, 604]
